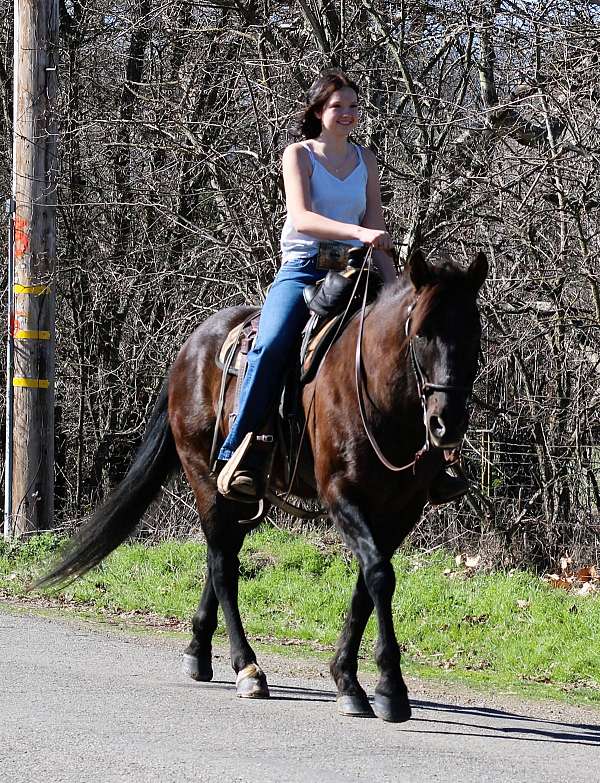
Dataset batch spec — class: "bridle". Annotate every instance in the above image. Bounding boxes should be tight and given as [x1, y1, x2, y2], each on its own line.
[405, 304, 472, 448]
[355, 249, 471, 473]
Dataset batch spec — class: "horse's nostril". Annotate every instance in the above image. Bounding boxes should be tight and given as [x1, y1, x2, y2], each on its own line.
[430, 415, 446, 438]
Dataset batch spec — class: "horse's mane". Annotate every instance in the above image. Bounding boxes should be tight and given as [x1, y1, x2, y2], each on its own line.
[375, 260, 472, 337]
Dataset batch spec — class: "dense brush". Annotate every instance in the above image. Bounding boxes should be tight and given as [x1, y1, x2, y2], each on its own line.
[33, 383, 180, 590]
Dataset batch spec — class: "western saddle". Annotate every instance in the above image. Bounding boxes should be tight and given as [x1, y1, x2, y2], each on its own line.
[212, 249, 381, 508]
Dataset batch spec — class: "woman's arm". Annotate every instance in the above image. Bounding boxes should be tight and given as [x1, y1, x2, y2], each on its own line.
[361, 148, 397, 283]
[282, 144, 389, 246]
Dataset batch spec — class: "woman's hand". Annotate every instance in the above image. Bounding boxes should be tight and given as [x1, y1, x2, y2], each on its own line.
[356, 227, 393, 252]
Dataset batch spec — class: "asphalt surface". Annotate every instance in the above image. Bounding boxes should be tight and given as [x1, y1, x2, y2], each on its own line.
[1, 608, 599, 782]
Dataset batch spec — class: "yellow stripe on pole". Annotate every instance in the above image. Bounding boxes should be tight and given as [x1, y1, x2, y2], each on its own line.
[13, 378, 50, 389]
[14, 329, 51, 340]
[13, 284, 50, 295]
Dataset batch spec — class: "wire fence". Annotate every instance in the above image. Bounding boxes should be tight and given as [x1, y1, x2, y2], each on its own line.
[412, 432, 600, 568]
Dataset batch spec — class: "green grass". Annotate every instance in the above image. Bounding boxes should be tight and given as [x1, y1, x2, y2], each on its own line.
[1, 528, 599, 706]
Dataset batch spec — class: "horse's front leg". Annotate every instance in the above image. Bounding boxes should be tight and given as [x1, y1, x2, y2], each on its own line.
[330, 570, 375, 717]
[328, 487, 410, 723]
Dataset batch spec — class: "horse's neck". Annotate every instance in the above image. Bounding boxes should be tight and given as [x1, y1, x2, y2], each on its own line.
[364, 283, 420, 410]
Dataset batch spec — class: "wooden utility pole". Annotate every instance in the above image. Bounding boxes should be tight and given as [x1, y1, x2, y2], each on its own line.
[6, 0, 58, 536]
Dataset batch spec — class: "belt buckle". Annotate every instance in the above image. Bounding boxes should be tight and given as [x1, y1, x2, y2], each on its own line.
[316, 242, 350, 271]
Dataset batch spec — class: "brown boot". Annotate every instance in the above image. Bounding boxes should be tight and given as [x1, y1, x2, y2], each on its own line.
[428, 467, 469, 506]
[217, 433, 274, 503]
[228, 469, 263, 500]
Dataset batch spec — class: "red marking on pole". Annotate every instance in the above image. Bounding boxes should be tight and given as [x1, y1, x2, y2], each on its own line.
[14, 216, 30, 259]
[10, 314, 26, 336]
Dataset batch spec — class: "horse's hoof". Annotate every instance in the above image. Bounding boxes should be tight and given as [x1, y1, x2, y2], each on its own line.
[337, 694, 375, 718]
[182, 653, 213, 682]
[373, 692, 412, 723]
[236, 663, 270, 699]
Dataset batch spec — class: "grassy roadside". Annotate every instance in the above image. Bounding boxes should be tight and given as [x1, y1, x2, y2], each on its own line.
[1, 528, 599, 708]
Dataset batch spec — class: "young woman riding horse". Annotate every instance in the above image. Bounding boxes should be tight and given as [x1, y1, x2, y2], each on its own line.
[214, 69, 465, 504]
[215, 69, 395, 500]
[37, 71, 488, 723]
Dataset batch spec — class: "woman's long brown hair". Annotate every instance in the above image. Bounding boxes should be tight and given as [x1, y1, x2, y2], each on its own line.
[298, 68, 360, 139]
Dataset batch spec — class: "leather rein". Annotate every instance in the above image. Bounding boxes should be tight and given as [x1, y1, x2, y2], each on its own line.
[355, 249, 470, 473]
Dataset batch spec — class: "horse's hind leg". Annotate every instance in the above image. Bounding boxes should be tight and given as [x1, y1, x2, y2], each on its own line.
[206, 496, 269, 698]
[182, 562, 218, 681]
[330, 570, 374, 717]
[181, 470, 269, 698]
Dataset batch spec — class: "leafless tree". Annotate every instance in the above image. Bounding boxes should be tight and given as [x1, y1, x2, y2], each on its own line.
[1, 0, 598, 565]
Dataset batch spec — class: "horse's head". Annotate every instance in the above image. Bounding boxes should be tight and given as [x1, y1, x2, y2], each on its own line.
[405, 250, 488, 449]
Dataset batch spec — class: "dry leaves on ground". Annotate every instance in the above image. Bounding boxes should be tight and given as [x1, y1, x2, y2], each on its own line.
[443, 553, 482, 579]
[543, 557, 599, 595]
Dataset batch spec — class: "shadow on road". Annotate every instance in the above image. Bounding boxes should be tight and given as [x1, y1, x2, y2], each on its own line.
[406, 699, 600, 746]
[184, 678, 600, 745]
[178, 679, 337, 703]
[267, 683, 337, 703]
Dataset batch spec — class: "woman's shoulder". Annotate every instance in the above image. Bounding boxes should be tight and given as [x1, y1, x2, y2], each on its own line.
[282, 141, 310, 158]
[282, 142, 312, 171]
[355, 145, 379, 181]
[355, 144, 377, 167]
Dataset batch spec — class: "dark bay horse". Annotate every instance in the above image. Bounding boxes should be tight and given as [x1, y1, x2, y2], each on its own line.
[37, 249, 488, 723]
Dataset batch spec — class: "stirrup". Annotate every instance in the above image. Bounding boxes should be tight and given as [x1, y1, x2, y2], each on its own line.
[217, 433, 261, 503]
[216, 432, 274, 504]
[229, 470, 259, 497]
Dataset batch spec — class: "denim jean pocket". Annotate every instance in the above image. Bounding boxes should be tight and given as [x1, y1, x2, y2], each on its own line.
[283, 255, 316, 270]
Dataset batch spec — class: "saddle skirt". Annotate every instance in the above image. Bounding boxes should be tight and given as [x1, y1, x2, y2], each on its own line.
[216, 309, 347, 382]
[217, 313, 260, 376]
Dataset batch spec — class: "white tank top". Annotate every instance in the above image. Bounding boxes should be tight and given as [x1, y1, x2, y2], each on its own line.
[280, 143, 368, 262]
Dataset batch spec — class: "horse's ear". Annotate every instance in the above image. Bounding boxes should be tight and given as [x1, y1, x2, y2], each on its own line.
[467, 251, 488, 292]
[407, 248, 432, 290]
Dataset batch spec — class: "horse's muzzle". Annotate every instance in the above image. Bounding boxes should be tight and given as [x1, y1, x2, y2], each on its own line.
[426, 400, 469, 449]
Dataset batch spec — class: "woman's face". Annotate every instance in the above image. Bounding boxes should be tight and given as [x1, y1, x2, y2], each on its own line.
[316, 87, 359, 136]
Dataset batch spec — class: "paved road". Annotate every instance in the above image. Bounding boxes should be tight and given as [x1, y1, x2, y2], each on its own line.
[1, 608, 599, 782]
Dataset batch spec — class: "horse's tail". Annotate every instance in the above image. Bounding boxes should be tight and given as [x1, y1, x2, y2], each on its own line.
[34, 381, 180, 590]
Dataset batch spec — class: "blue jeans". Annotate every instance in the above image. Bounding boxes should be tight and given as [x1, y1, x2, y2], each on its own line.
[218, 255, 326, 461]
